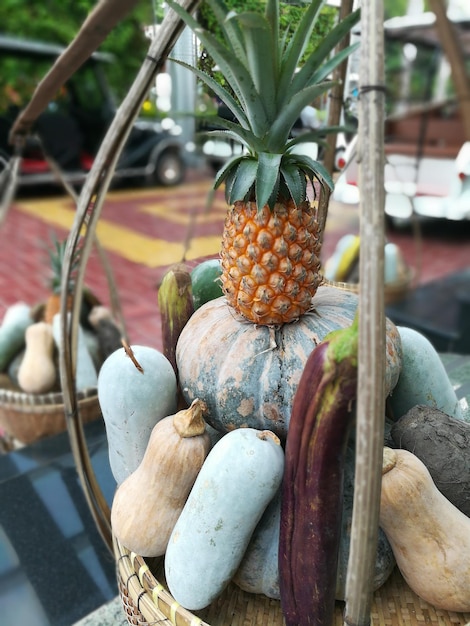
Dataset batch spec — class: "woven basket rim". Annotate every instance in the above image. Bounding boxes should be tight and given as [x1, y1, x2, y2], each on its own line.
[322, 264, 414, 292]
[0, 385, 98, 408]
[113, 535, 470, 626]
[0, 384, 101, 444]
[115, 535, 209, 626]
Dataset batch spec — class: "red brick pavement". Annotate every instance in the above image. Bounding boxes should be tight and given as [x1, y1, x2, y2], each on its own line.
[1, 166, 469, 352]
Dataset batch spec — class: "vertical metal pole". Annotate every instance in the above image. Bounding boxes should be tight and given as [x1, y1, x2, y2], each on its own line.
[169, 24, 197, 157]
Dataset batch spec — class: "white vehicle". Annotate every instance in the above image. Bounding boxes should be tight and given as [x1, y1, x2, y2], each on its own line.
[335, 102, 470, 223]
[334, 12, 470, 223]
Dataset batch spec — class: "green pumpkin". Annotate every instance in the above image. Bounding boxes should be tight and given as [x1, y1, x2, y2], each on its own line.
[176, 286, 402, 442]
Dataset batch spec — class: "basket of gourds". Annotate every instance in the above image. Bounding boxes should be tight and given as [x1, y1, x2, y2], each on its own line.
[107, 259, 470, 626]
[0, 234, 123, 447]
[9, 0, 470, 625]
[322, 234, 414, 305]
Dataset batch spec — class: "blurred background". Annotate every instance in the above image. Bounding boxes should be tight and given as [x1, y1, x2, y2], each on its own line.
[0, 1, 469, 625]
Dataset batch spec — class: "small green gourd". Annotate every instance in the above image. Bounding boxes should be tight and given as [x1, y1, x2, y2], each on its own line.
[190, 259, 223, 310]
[0, 302, 33, 372]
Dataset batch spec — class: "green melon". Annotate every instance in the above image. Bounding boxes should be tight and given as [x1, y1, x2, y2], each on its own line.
[190, 259, 223, 310]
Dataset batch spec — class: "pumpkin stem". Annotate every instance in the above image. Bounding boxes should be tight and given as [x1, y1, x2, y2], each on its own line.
[382, 447, 397, 474]
[174, 398, 208, 438]
[257, 430, 281, 446]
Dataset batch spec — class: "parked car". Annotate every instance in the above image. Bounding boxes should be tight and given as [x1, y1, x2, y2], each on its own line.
[0, 34, 188, 189]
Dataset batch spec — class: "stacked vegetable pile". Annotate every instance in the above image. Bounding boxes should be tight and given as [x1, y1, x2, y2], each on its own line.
[103, 257, 470, 621]
[99, 0, 470, 622]
[0, 236, 121, 446]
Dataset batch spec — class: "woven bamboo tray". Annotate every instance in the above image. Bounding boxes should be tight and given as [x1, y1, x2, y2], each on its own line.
[0, 386, 101, 445]
[114, 536, 470, 626]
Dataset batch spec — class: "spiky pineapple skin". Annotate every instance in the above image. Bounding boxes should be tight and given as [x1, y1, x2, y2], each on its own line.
[220, 200, 322, 325]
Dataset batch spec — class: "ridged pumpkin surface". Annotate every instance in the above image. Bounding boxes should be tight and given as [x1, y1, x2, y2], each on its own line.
[176, 286, 402, 442]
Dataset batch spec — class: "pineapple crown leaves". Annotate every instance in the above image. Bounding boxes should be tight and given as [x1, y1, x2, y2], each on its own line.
[167, 0, 360, 209]
[48, 233, 80, 295]
[219, 151, 332, 209]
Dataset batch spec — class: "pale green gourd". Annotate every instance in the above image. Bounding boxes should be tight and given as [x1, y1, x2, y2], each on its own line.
[98, 344, 177, 485]
[165, 427, 285, 611]
[389, 327, 463, 420]
[0, 302, 33, 372]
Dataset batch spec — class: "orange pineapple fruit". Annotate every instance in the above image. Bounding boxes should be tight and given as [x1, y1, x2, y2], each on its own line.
[170, 0, 360, 324]
[220, 200, 322, 324]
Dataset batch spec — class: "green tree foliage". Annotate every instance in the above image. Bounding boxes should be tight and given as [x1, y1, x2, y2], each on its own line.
[0, 0, 436, 112]
[197, 0, 337, 98]
[0, 0, 153, 99]
[384, 0, 409, 20]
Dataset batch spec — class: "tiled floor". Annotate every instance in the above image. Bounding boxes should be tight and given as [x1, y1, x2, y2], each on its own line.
[1, 163, 469, 352]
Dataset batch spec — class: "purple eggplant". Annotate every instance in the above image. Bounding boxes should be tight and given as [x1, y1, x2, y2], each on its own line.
[279, 316, 359, 626]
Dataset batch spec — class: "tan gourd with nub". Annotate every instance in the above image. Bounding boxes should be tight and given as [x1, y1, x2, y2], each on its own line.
[380, 446, 470, 612]
[111, 399, 211, 557]
[17, 321, 56, 394]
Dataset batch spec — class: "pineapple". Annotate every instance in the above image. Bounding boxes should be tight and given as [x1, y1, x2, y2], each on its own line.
[169, 0, 360, 324]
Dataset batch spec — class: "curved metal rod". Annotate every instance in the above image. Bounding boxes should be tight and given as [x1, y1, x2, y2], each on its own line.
[58, 0, 201, 553]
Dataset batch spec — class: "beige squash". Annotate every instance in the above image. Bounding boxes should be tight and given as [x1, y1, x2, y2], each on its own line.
[17, 321, 56, 394]
[111, 398, 211, 557]
[380, 447, 470, 612]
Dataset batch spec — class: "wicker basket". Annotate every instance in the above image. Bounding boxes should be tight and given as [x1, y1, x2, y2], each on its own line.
[384, 265, 415, 304]
[114, 536, 470, 626]
[0, 386, 101, 445]
[322, 264, 414, 307]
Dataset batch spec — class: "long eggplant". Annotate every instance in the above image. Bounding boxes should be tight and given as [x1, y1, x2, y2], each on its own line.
[279, 316, 359, 626]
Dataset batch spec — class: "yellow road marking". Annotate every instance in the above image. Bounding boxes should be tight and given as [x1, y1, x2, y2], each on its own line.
[106, 179, 216, 201]
[15, 197, 222, 268]
[139, 199, 227, 224]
